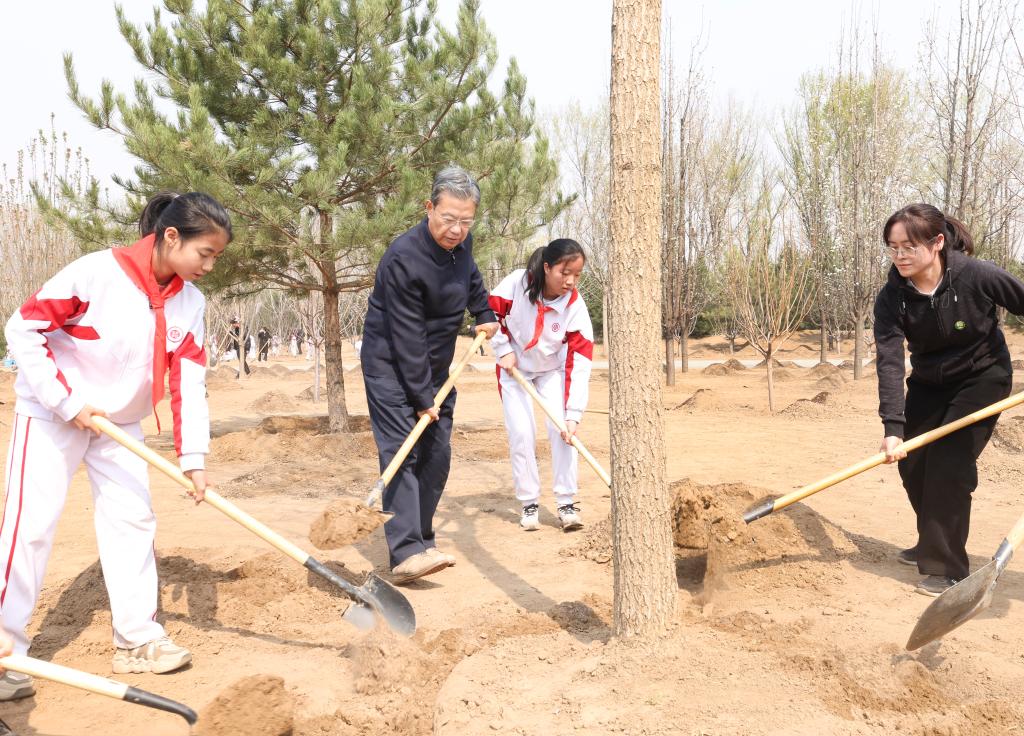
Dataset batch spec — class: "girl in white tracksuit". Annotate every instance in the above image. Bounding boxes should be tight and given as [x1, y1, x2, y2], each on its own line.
[0, 192, 231, 688]
[489, 239, 594, 532]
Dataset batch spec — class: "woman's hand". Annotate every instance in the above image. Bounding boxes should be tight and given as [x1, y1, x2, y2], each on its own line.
[880, 436, 907, 464]
[561, 420, 579, 445]
[72, 405, 107, 435]
[183, 469, 210, 504]
[498, 353, 517, 373]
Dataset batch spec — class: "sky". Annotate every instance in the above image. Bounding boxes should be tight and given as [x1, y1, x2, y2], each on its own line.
[0, 0, 961, 191]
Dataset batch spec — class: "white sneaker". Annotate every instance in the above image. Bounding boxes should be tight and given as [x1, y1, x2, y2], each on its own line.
[0, 671, 34, 701]
[557, 503, 583, 532]
[520, 503, 540, 531]
[112, 636, 192, 674]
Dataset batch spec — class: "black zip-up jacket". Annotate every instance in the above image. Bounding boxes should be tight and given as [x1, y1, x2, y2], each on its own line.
[361, 219, 496, 412]
[873, 247, 1024, 438]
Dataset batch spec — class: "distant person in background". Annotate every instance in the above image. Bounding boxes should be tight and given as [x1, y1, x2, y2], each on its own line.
[289, 332, 299, 357]
[228, 319, 250, 375]
[257, 327, 271, 362]
[271, 335, 282, 358]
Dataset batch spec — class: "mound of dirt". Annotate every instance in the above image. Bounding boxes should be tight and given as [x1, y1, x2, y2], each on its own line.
[722, 358, 747, 371]
[671, 388, 721, 411]
[808, 362, 841, 378]
[309, 498, 388, 549]
[247, 391, 298, 413]
[780, 391, 841, 418]
[211, 414, 375, 464]
[269, 363, 293, 377]
[196, 675, 295, 736]
[761, 368, 797, 381]
[815, 373, 848, 390]
[702, 363, 731, 376]
[559, 515, 612, 564]
[296, 384, 327, 400]
[565, 479, 860, 597]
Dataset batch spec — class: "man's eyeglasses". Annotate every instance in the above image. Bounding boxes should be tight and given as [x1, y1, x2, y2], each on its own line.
[435, 213, 475, 230]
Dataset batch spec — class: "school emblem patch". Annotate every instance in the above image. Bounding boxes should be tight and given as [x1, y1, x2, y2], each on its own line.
[552, 323, 560, 332]
[954, 320, 966, 331]
[167, 326, 185, 343]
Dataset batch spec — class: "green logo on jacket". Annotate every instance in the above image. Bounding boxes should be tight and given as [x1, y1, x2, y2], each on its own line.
[954, 320, 966, 330]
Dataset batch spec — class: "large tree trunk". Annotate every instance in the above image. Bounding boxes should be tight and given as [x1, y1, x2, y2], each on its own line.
[322, 284, 350, 432]
[609, 0, 674, 639]
[602, 292, 610, 357]
[680, 331, 689, 373]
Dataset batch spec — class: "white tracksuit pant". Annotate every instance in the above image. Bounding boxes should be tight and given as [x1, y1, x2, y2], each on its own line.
[498, 368, 578, 506]
[0, 414, 165, 655]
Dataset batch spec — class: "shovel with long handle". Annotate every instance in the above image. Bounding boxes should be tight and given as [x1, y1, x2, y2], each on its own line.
[743, 389, 1024, 524]
[509, 366, 612, 488]
[364, 330, 489, 509]
[905, 510, 1024, 650]
[0, 654, 197, 724]
[91, 416, 415, 637]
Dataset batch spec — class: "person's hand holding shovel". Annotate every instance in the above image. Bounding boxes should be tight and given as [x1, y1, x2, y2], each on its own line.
[880, 436, 907, 464]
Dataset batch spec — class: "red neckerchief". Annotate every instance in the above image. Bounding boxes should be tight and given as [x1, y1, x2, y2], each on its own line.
[112, 234, 184, 429]
[524, 301, 553, 351]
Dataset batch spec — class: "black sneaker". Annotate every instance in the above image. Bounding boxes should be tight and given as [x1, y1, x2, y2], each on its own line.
[897, 547, 918, 567]
[915, 575, 960, 597]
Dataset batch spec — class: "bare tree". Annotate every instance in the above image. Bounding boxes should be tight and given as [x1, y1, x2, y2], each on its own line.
[727, 173, 815, 413]
[609, 0, 675, 638]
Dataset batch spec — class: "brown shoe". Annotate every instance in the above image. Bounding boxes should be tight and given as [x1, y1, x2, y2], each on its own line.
[391, 551, 449, 584]
[426, 546, 456, 567]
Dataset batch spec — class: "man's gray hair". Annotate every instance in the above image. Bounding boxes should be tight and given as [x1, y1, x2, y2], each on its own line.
[430, 165, 481, 205]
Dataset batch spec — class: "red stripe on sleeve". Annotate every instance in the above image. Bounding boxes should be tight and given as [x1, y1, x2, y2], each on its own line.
[488, 295, 514, 321]
[1, 417, 31, 606]
[168, 333, 207, 456]
[563, 331, 593, 409]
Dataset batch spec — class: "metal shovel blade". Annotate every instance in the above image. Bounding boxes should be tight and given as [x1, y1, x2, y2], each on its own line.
[905, 560, 1000, 651]
[353, 572, 416, 637]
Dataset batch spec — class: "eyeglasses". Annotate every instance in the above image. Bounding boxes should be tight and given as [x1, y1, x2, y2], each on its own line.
[434, 213, 475, 230]
[883, 236, 938, 259]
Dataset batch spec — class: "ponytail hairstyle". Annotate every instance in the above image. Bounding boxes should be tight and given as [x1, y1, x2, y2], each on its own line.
[882, 203, 974, 257]
[139, 191, 233, 248]
[524, 238, 586, 303]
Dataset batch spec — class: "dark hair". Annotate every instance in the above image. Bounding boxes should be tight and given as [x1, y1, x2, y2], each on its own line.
[882, 203, 973, 257]
[524, 239, 586, 303]
[139, 191, 233, 247]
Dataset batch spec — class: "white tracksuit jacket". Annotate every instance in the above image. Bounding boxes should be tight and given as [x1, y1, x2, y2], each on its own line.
[4, 241, 210, 470]
[488, 270, 594, 505]
[488, 269, 594, 421]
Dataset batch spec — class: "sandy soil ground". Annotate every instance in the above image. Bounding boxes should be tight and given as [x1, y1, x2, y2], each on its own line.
[2, 332, 1024, 735]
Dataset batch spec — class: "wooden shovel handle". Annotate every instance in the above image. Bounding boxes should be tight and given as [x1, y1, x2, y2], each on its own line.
[770, 389, 1024, 514]
[509, 366, 612, 488]
[1006, 510, 1024, 552]
[375, 330, 488, 487]
[1, 654, 127, 699]
[92, 416, 311, 566]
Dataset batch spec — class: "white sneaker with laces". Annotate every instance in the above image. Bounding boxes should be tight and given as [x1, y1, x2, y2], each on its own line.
[112, 636, 192, 675]
[557, 503, 583, 532]
[520, 503, 540, 531]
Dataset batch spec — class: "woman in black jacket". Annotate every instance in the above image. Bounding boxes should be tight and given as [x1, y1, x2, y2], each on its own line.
[874, 203, 1024, 596]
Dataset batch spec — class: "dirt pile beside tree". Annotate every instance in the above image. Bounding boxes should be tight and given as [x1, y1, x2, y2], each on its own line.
[247, 391, 298, 413]
[196, 675, 295, 736]
[309, 499, 388, 549]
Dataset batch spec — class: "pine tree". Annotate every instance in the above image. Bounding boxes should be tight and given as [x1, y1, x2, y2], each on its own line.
[57, 0, 566, 430]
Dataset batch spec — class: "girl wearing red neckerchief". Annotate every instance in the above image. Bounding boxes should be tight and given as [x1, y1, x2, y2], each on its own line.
[489, 240, 595, 533]
[0, 192, 230, 695]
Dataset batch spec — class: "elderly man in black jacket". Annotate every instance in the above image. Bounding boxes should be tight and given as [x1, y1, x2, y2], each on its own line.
[361, 166, 498, 584]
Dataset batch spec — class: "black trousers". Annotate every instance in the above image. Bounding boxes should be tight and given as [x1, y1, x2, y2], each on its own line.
[363, 364, 455, 567]
[898, 361, 1011, 579]
[258, 343, 269, 361]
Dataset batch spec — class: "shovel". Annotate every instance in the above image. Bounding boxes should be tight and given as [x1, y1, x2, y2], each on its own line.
[509, 366, 611, 487]
[905, 511, 1024, 650]
[92, 416, 415, 637]
[364, 330, 488, 508]
[0, 654, 197, 724]
[743, 389, 1024, 524]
